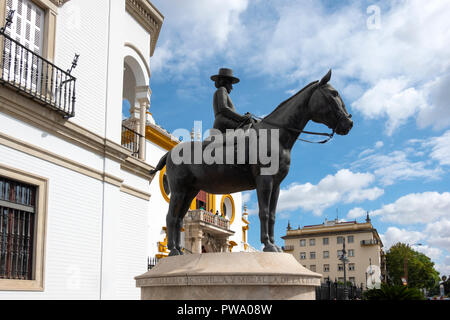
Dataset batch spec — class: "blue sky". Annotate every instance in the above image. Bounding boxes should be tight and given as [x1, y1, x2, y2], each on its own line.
[143, 0, 450, 275]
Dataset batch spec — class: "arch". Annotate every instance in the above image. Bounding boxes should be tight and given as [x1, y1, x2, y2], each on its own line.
[124, 42, 151, 81]
[220, 195, 236, 225]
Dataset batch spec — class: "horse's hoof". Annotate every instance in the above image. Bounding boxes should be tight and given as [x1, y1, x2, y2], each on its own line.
[263, 244, 278, 253]
[275, 245, 283, 253]
[168, 249, 180, 256]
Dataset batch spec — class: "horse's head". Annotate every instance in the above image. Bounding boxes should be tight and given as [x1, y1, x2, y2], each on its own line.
[308, 70, 353, 135]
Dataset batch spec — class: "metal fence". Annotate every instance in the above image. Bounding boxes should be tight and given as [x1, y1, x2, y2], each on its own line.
[0, 29, 76, 119]
[121, 125, 142, 158]
[148, 257, 159, 270]
[316, 280, 364, 300]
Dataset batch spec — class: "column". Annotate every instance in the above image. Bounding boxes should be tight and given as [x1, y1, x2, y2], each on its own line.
[136, 86, 151, 160]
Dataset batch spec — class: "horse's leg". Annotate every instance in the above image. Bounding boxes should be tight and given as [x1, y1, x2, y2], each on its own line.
[166, 195, 181, 256]
[255, 176, 278, 252]
[268, 184, 282, 252]
[174, 190, 198, 255]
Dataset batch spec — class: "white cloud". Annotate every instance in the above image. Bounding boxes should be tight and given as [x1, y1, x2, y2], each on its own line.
[352, 77, 427, 135]
[151, 0, 249, 77]
[375, 141, 384, 149]
[380, 227, 426, 250]
[152, 0, 450, 133]
[347, 207, 366, 220]
[352, 149, 443, 186]
[423, 130, 450, 167]
[372, 192, 450, 224]
[418, 73, 450, 131]
[277, 169, 383, 215]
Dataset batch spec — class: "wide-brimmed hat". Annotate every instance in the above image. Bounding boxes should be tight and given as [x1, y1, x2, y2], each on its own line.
[210, 68, 240, 84]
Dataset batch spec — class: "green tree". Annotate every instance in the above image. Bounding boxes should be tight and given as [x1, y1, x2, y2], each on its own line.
[385, 243, 440, 290]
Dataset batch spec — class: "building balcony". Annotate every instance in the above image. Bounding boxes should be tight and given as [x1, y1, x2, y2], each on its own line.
[361, 239, 379, 246]
[282, 245, 294, 252]
[121, 125, 142, 158]
[185, 209, 231, 232]
[0, 30, 76, 119]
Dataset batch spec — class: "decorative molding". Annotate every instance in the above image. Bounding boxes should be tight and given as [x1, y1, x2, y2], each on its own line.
[0, 164, 48, 292]
[125, 42, 151, 78]
[125, 0, 164, 57]
[49, 0, 70, 6]
[120, 184, 151, 201]
[220, 195, 235, 225]
[0, 86, 155, 182]
[146, 124, 178, 151]
[136, 274, 321, 287]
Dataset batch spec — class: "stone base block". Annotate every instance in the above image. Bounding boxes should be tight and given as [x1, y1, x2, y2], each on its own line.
[135, 252, 322, 300]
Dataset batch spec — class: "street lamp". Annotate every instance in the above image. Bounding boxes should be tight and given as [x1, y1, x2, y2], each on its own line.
[339, 238, 350, 300]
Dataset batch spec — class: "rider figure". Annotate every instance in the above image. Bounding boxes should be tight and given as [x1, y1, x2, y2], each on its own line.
[211, 68, 252, 133]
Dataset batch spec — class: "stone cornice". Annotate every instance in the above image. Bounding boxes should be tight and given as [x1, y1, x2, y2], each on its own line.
[126, 0, 164, 57]
[0, 86, 155, 184]
[49, 0, 70, 7]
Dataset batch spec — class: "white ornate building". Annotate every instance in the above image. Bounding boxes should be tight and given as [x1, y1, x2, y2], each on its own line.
[0, 0, 252, 300]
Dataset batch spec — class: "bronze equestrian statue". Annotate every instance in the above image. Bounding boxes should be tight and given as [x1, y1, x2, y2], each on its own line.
[211, 68, 252, 133]
[150, 69, 353, 256]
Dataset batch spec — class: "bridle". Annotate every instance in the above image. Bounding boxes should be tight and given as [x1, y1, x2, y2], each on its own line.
[248, 115, 335, 144]
[241, 86, 346, 144]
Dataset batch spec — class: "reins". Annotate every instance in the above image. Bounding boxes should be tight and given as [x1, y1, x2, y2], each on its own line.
[246, 114, 335, 144]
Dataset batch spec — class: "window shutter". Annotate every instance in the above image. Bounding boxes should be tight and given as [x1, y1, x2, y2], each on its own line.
[4, 0, 45, 89]
[7, 0, 45, 55]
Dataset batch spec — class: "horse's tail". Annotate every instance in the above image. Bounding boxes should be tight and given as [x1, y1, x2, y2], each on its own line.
[150, 152, 169, 175]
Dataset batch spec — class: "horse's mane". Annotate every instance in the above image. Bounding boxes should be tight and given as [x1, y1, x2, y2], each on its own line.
[264, 80, 319, 119]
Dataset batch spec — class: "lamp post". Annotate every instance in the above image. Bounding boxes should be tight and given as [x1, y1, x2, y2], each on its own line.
[339, 238, 350, 300]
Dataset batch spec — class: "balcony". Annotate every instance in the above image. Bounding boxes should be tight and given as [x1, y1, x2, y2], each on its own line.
[185, 209, 231, 231]
[121, 125, 142, 158]
[361, 239, 379, 246]
[0, 30, 76, 119]
[282, 245, 294, 252]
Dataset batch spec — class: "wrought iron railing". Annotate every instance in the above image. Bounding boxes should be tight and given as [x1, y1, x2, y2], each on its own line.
[315, 280, 364, 300]
[361, 239, 379, 246]
[0, 177, 35, 280]
[121, 125, 142, 158]
[148, 257, 159, 270]
[0, 29, 76, 118]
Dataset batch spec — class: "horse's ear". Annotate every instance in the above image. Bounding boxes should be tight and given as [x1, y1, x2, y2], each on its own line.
[319, 69, 332, 86]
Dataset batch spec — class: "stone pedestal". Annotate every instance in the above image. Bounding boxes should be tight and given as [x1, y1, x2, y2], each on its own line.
[135, 253, 322, 300]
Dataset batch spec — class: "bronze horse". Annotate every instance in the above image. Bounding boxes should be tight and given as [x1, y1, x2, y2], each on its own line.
[150, 70, 353, 255]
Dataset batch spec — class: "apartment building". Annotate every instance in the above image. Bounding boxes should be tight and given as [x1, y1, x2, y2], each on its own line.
[282, 214, 385, 288]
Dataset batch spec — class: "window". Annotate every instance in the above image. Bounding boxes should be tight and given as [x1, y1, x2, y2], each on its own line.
[0, 164, 47, 291]
[323, 264, 330, 272]
[310, 252, 316, 259]
[348, 235, 354, 243]
[349, 277, 356, 285]
[309, 265, 316, 272]
[348, 249, 355, 257]
[323, 251, 329, 259]
[0, 177, 36, 281]
[337, 236, 344, 244]
[338, 264, 344, 271]
[338, 277, 344, 283]
[349, 264, 355, 271]
[300, 252, 306, 260]
[3, 0, 58, 62]
[337, 250, 343, 258]
[323, 237, 329, 245]
[309, 239, 315, 246]
[300, 239, 306, 247]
